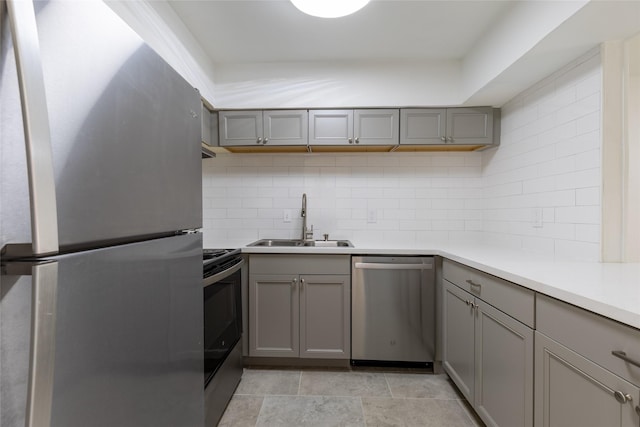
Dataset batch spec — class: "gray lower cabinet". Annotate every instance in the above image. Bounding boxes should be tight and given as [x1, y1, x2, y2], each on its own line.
[535, 294, 640, 427]
[535, 332, 640, 427]
[442, 280, 475, 401]
[442, 259, 534, 427]
[248, 255, 351, 359]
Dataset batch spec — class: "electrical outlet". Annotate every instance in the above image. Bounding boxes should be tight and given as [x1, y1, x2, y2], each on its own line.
[367, 209, 377, 223]
[533, 208, 543, 228]
[283, 209, 292, 223]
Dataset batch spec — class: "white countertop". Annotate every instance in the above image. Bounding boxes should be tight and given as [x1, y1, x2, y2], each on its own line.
[242, 242, 640, 330]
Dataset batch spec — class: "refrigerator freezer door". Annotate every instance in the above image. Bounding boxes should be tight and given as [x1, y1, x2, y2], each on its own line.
[1, 0, 202, 254]
[0, 233, 204, 427]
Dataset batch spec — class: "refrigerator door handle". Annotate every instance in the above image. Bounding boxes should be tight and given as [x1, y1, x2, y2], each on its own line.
[7, 0, 59, 256]
[27, 261, 58, 427]
[4, 261, 59, 427]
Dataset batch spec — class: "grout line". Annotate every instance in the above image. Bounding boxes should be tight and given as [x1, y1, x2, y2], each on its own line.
[253, 395, 265, 427]
[359, 396, 367, 427]
[383, 372, 394, 398]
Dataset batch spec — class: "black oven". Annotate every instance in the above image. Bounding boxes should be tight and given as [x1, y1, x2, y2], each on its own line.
[203, 249, 243, 386]
[202, 249, 244, 426]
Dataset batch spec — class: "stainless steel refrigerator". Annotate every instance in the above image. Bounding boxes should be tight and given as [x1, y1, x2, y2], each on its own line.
[1, 1, 204, 426]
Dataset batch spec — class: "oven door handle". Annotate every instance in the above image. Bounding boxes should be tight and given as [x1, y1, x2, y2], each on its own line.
[203, 258, 244, 288]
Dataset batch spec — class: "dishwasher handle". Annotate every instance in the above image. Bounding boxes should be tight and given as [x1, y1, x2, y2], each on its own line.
[354, 262, 433, 270]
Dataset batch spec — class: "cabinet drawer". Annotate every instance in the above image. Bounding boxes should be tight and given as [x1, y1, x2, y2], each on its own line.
[442, 259, 534, 328]
[537, 294, 640, 386]
[250, 255, 351, 275]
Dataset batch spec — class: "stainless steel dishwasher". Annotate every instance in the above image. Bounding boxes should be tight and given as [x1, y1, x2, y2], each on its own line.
[351, 256, 435, 366]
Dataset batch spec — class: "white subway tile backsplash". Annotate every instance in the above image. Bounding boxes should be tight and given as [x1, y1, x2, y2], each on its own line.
[576, 187, 601, 206]
[481, 49, 602, 261]
[202, 50, 602, 261]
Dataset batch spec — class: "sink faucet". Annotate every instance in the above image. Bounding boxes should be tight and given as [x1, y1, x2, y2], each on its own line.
[301, 193, 313, 241]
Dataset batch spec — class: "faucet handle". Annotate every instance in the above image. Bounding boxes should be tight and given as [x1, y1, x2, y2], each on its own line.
[305, 225, 314, 240]
[323, 233, 329, 241]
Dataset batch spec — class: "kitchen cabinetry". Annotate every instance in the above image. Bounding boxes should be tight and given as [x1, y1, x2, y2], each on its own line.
[248, 254, 350, 359]
[201, 100, 218, 157]
[308, 109, 399, 148]
[442, 259, 534, 427]
[535, 294, 640, 427]
[219, 110, 308, 150]
[400, 107, 497, 147]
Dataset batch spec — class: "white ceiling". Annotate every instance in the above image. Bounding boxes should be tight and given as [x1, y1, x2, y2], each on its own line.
[169, 0, 514, 64]
[167, 0, 640, 107]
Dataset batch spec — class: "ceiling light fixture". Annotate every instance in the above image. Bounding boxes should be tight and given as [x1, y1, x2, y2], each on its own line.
[290, 0, 371, 18]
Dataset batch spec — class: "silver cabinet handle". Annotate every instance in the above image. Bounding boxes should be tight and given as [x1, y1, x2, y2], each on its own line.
[257, 137, 263, 144]
[292, 277, 298, 287]
[467, 280, 482, 292]
[355, 137, 359, 144]
[447, 136, 453, 143]
[465, 300, 471, 306]
[613, 390, 633, 404]
[441, 136, 446, 142]
[612, 350, 640, 368]
[263, 138, 268, 144]
[348, 138, 353, 144]
[354, 262, 433, 270]
[470, 301, 478, 310]
[7, 0, 59, 257]
[300, 278, 305, 288]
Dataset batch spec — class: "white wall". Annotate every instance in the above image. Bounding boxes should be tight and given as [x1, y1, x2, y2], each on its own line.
[106, 1, 217, 103]
[202, 49, 604, 261]
[202, 152, 483, 249]
[482, 49, 602, 261]
[213, 60, 463, 109]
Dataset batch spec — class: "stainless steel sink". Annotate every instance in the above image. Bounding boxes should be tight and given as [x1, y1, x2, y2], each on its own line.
[247, 239, 303, 247]
[247, 239, 353, 247]
[302, 240, 353, 247]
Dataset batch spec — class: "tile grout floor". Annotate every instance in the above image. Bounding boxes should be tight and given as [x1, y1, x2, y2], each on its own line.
[217, 368, 485, 426]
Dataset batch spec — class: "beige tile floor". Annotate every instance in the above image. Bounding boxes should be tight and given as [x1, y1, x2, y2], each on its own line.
[218, 368, 484, 427]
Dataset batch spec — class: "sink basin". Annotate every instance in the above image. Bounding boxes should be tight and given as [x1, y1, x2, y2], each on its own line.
[248, 239, 303, 247]
[247, 239, 353, 248]
[303, 240, 353, 247]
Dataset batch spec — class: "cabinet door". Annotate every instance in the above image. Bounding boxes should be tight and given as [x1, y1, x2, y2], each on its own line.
[535, 331, 640, 427]
[201, 102, 212, 145]
[249, 274, 299, 357]
[219, 110, 263, 146]
[400, 108, 447, 145]
[446, 107, 494, 145]
[263, 110, 308, 146]
[309, 110, 354, 145]
[442, 280, 475, 402]
[299, 275, 350, 359]
[475, 300, 534, 427]
[354, 109, 399, 145]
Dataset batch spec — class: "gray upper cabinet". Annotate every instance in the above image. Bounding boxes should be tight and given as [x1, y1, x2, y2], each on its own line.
[309, 109, 399, 146]
[219, 110, 308, 147]
[401, 107, 496, 146]
[400, 109, 447, 145]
